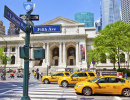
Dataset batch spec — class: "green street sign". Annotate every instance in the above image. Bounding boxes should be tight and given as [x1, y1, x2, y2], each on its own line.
[6, 58, 12, 61]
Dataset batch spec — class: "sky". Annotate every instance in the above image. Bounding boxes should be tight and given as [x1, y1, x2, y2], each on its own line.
[0, 0, 121, 35]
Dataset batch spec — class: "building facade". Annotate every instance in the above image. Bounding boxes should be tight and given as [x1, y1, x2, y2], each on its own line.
[102, 0, 121, 29]
[75, 12, 94, 27]
[8, 22, 20, 35]
[0, 20, 5, 35]
[0, 16, 128, 73]
[121, 0, 130, 23]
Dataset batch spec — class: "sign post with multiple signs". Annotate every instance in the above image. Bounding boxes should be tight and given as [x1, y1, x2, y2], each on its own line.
[4, 0, 61, 100]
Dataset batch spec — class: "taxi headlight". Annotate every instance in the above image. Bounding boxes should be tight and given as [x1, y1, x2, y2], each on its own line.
[77, 84, 83, 87]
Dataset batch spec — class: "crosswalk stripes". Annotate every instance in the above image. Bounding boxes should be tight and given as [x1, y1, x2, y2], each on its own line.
[0, 84, 78, 100]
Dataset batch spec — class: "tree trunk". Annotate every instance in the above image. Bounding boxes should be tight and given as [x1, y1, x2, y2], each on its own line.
[118, 47, 120, 69]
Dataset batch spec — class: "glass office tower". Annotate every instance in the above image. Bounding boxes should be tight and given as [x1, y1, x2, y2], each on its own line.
[75, 12, 94, 27]
[121, 0, 130, 23]
[102, 0, 120, 29]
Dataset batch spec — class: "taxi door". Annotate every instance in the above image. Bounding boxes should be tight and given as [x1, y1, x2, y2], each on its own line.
[109, 77, 125, 94]
[50, 73, 58, 81]
[56, 73, 64, 81]
[94, 77, 111, 94]
[70, 73, 80, 84]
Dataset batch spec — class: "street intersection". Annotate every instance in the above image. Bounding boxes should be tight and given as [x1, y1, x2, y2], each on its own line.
[0, 77, 130, 100]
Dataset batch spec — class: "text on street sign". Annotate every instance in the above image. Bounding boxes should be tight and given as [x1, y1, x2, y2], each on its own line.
[32, 25, 61, 34]
[4, 5, 26, 32]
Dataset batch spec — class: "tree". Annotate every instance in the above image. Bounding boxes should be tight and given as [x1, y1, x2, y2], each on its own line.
[0, 47, 5, 64]
[87, 20, 130, 69]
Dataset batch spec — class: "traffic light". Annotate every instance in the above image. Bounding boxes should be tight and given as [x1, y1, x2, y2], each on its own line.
[19, 46, 29, 59]
[34, 49, 45, 60]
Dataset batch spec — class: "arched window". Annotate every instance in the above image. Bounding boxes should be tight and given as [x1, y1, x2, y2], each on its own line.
[120, 53, 125, 63]
[11, 55, 15, 64]
[53, 48, 59, 57]
[67, 47, 75, 57]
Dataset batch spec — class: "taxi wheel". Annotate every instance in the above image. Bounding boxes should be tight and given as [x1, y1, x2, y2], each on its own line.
[82, 87, 92, 96]
[61, 81, 68, 87]
[122, 88, 130, 97]
[44, 79, 50, 84]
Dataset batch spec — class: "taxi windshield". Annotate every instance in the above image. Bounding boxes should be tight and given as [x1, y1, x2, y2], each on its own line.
[89, 77, 101, 83]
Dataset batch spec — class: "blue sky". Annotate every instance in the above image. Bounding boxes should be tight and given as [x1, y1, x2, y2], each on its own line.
[0, 0, 121, 35]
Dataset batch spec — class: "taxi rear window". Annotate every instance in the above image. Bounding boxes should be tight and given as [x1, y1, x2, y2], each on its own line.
[65, 73, 70, 76]
[88, 73, 95, 76]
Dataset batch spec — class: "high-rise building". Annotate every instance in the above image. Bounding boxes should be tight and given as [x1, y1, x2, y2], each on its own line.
[95, 0, 102, 31]
[102, 0, 121, 29]
[0, 20, 5, 35]
[121, 0, 130, 23]
[8, 22, 20, 35]
[95, 18, 102, 31]
[75, 12, 94, 27]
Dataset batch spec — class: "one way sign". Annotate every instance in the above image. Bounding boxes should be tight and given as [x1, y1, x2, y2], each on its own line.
[19, 14, 39, 21]
[19, 15, 27, 21]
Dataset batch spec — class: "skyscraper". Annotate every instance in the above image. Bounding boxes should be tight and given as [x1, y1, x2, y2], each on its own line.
[75, 12, 94, 27]
[0, 20, 5, 35]
[95, 0, 102, 31]
[102, 0, 121, 29]
[121, 0, 130, 23]
[8, 22, 20, 35]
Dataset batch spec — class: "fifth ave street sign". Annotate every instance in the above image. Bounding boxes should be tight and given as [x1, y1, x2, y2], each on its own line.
[32, 25, 61, 34]
[4, 5, 26, 32]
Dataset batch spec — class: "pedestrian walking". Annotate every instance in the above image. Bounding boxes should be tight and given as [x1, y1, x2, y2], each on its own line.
[34, 71, 36, 79]
[1, 72, 3, 80]
[124, 73, 127, 79]
[29, 72, 31, 79]
[37, 71, 39, 80]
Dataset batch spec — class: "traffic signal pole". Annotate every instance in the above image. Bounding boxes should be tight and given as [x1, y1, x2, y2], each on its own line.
[21, 0, 31, 100]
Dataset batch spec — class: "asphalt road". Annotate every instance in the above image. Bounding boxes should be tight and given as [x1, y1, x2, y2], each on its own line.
[0, 80, 130, 100]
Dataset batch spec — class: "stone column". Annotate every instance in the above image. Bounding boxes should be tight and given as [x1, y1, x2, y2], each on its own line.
[63, 42, 66, 66]
[42, 43, 46, 64]
[17, 45, 21, 65]
[76, 42, 79, 65]
[7, 46, 10, 64]
[59, 42, 62, 65]
[15, 46, 18, 64]
[47, 42, 50, 65]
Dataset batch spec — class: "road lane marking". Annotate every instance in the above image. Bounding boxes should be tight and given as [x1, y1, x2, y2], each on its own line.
[114, 96, 122, 100]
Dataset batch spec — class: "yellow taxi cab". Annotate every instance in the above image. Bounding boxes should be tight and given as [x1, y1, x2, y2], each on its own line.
[41, 72, 70, 84]
[58, 72, 96, 87]
[74, 76, 130, 97]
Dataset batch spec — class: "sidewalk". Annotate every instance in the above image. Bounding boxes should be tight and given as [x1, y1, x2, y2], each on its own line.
[0, 76, 42, 82]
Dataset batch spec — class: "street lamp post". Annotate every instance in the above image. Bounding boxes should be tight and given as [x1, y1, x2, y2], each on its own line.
[0, 35, 7, 80]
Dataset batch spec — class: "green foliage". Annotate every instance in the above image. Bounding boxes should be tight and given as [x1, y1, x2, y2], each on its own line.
[117, 68, 126, 73]
[117, 68, 130, 76]
[87, 20, 130, 69]
[0, 47, 4, 60]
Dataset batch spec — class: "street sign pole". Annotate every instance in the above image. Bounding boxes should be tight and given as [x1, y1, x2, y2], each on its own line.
[21, 0, 31, 100]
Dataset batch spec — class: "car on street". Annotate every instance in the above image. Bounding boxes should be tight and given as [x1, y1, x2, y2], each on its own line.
[58, 72, 96, 87]
[74, 76, 130, 97]
[41, 72, 70, 84]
